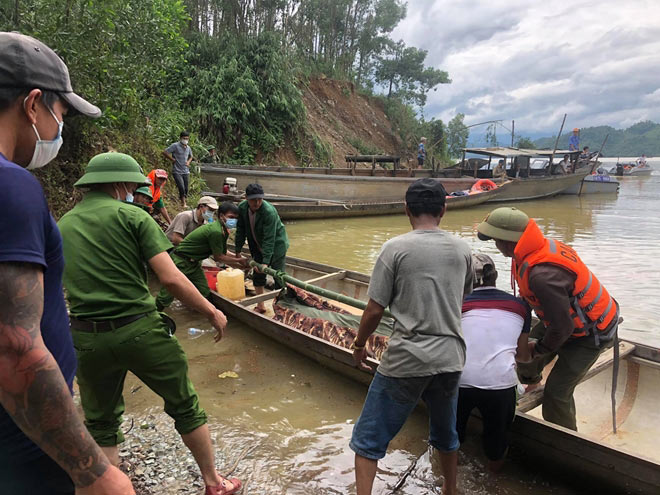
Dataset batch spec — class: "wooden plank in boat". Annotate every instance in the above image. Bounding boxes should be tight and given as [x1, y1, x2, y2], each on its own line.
[518, 341, 636, 413]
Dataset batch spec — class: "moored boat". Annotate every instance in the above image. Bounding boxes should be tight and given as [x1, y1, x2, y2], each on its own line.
[561, 173, 620, 195]
[207, 255, 660, 494]
[200, 165, 475, 203]
[203, 182, 509, 220]
[459, 147, 591, 201]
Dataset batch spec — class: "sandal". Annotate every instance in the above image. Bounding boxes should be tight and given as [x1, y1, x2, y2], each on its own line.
[205, 477, 242, 495]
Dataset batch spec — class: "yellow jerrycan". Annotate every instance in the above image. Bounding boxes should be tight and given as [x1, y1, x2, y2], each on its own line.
[216, 268, 245, 300]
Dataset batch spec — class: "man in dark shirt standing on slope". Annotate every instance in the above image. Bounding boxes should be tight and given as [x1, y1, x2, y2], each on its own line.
[0, 32, 134, 494]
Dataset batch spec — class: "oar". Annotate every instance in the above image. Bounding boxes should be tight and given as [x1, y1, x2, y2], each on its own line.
[249, 261, 393, 318]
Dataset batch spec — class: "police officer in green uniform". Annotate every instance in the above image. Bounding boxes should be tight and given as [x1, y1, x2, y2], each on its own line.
[58, 153, 242, 495]
[156, 201, 247, 310]
[234, 183, 289, 313]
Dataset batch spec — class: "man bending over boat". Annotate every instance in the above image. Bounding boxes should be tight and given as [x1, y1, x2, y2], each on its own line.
[156, 201, 248, 310]
[58, 153, 242, 495]
[457, 254, 531, 472]
[350, 178, 473, 495]
[234, 183, 289, 314]
[477, 207, 619, 431]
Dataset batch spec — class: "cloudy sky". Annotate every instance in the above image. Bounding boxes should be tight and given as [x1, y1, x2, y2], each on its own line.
[391, 0, 660, 137]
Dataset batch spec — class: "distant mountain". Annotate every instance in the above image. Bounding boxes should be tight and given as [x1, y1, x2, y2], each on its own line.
[533, 121, 660, 157]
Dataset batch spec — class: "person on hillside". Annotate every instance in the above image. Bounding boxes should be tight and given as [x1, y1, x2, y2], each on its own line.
[568, 128, 580, 151]
[156, 201, 247, 310]
[58, 152, 242, 495]
[350, 178, 473, 495]
[417, 137, 427, 168]
[163, 130, 193, 207]
[0, 32, 134, 494]
[477, 207, 620, 431]
[493, 159, 507, 179]
[456, 253, 531, 473]
[165, 196, 219, 246]
[204, 145, 220, 164]
[234, 183, 289, 314]
[146, 168, 172, 224]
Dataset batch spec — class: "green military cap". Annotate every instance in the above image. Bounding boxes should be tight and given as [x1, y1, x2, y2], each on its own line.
[477, 207, 529, 242]
[134, 186, 153, 199]
[74, 152, 150, 188]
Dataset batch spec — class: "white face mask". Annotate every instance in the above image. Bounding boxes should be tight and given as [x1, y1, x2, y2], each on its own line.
[181, 138, 189, 146]
[24, 98, 64, 170]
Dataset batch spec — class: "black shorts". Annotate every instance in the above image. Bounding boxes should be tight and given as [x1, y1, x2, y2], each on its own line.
[417, 156, 425, 166]
[0, 453, 74, 495]
[456, 386, 516, 461]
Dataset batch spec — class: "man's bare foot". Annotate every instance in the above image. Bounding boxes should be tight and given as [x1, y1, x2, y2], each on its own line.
[254, 305, 267, 314]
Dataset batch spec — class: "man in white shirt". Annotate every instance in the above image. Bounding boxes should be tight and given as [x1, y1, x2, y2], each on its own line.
[456, 253, 531, 472]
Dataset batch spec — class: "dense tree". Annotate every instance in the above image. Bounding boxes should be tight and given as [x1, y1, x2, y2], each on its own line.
[516, 137, 536, 149]
[447, 113, 469, 158]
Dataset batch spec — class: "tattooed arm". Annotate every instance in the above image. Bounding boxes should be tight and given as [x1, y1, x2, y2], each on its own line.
[0, 262, 134, 494]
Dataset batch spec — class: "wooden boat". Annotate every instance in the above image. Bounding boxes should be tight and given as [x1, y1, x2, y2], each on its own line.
[201, 165, 480, 203]
[561, 174, 620, 195]
[456, 147, 591, 201]
[203, 183, 509, 220]
[208, 255, 660, 494]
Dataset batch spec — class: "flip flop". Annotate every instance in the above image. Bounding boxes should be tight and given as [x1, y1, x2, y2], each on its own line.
[205, 477, 242, 495]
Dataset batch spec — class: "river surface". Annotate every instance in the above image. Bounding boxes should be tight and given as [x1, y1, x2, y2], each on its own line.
[125, 173, 659, 494]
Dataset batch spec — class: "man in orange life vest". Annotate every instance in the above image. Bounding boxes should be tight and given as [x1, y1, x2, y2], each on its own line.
[147, 168, 172, 225]
[476, 207, 619, 430]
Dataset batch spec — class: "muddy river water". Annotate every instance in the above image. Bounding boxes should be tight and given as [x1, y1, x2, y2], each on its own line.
[124, 173, 659, 494]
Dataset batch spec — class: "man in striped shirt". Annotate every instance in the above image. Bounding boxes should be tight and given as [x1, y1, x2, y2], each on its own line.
[456, 253, 531, 472]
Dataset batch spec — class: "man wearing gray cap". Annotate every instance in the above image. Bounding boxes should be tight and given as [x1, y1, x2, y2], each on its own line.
[0, 33, 134, 494]
[165, 195, 219, 246]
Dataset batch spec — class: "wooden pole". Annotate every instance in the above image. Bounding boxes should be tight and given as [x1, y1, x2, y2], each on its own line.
[550, 114, 567, 175]
[511, 120, 515, 147]
[249, 261, 394, 318]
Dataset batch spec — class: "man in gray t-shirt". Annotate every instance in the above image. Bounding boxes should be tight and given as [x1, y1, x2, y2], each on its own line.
[163, 130, 193, 207]
[350, 178, 472, 495]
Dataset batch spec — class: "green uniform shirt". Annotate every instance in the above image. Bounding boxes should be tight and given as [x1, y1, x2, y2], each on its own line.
[234, 200, 289, 264]
[58, 191, 172, 320]
[174, 221, 229, 261]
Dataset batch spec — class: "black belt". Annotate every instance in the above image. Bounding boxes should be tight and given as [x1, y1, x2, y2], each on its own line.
[69, 313, 149, 333]
[172, 250, 198, 264]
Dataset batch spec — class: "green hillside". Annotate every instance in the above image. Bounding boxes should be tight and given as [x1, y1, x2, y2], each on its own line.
[533, 121, 660, 157]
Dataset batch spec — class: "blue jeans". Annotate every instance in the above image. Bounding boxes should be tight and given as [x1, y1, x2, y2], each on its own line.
[350, 371, 461, 460]
[172, 172, 189, 200]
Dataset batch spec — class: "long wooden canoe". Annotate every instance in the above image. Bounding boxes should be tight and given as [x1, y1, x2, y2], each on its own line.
[204, 183, 508, 220]
[201, 165, 479, 202]
[208, 255, 660, 494]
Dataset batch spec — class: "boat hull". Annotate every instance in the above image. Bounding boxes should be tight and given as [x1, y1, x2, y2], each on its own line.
[271, 185, 506, 220]
[561, 176, 620, 195]
[208, 255, 660, 494]
[201, 165, 477, 202]
[488, 170, 590, 202]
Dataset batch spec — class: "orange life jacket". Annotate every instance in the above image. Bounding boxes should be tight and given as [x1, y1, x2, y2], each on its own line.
[147, 170, 162, 206]
[514, 219, 617, 340]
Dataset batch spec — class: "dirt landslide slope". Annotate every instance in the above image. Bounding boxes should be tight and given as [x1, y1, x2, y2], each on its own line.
[300, 76, 405, 167]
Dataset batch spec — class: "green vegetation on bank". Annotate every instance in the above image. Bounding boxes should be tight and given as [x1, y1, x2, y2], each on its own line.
[1, 0, 465, 217]
[534, 121, 660, 156]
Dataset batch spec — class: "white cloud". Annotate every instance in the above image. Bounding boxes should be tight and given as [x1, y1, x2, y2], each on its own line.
[391, 0, 660, 134]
